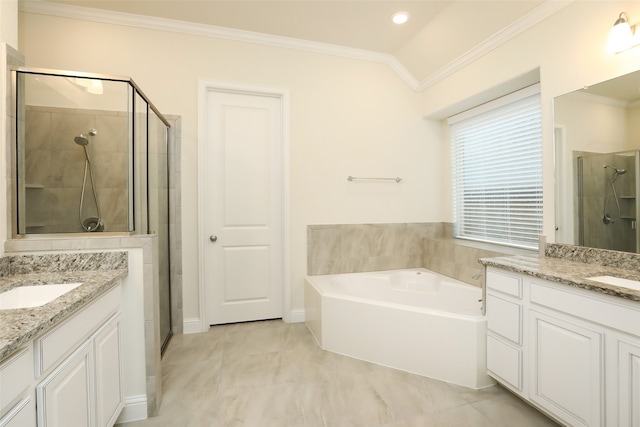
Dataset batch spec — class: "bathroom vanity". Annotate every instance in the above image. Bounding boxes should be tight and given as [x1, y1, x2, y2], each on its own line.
[482, 254, 640, 427]
[0, 264, 126, 427]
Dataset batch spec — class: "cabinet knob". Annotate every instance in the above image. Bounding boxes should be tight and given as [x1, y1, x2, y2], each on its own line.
[209, 235, 218, 242]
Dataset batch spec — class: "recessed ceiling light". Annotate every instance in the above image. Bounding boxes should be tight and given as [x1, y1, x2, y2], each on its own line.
[392, 11, 409, 25]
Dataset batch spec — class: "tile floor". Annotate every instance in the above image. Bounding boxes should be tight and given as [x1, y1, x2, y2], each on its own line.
[117, 320, 560, 427]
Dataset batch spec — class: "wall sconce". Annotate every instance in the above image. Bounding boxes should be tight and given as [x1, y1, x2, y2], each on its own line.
[607, 12, 639, 53]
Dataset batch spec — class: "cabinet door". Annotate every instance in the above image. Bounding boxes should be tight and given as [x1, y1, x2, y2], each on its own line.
[487, 334, 522, 391]
[530, 310, 603, 427]
[94, 315, 123, 427]
[0, 397, 36, 427]
[37, 341, 94, 427]
[618, 340, 640, 427]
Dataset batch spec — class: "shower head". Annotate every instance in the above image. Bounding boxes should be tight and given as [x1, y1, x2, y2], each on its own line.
[604, 164, 627, 175]
[74, 135, 89, 146]
[74, 129, 97, 146]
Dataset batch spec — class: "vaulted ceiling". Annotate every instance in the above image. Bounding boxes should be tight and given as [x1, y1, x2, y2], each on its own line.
[40, 0, 548, 83]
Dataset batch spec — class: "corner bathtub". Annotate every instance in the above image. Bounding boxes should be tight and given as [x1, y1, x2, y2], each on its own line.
[304, 268, 494, 389]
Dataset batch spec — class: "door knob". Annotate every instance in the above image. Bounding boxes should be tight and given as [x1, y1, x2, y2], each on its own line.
[209, 235, 218, 242]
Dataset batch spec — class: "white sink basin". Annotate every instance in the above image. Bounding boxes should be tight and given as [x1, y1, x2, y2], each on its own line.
[587, 276, 640, 292]
[0, 283, 83, 309]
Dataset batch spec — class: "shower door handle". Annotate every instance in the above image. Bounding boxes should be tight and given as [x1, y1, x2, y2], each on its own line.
[209, 235, 218, 243]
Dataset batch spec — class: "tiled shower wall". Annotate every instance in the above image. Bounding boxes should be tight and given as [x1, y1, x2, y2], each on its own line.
[23, 106, 129, 233]
[307, 222, 530, 287]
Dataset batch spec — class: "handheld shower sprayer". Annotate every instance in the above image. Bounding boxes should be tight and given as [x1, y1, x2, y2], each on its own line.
[74, 128, 103, 232]
[604, 164, 627, 176]
[602, 164, 627, 224]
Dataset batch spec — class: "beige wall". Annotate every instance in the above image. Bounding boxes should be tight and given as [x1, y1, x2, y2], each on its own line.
[418, 0, 640, 241]
[13, 0, 640, 324]
[17, 11, 440, 322]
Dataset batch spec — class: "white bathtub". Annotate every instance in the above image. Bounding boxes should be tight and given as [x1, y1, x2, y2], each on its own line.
[304, 268, 494, 389]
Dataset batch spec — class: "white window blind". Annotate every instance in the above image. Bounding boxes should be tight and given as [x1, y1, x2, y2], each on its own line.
[449, 85, 542, 249]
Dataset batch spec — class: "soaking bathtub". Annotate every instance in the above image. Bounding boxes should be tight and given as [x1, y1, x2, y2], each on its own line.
[304, 268, 494, 389]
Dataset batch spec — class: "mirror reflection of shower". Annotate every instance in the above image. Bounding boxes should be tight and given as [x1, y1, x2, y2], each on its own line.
[602, 164, 627, 225]
[75, 128, 104, 232]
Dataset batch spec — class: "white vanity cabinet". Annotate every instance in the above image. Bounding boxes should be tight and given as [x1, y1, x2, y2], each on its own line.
[485, 267, 640, 427]
[36, 284, 123, 427]
[485, 269, 525, 395]
[0, 282, 123, 427]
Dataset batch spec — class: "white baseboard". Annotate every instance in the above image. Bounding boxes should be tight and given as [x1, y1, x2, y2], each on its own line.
[183, 317, 205, 334]
[116, 395, 147, 423]
[287, 309, 305, 323]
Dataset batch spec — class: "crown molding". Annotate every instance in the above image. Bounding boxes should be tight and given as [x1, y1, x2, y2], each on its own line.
[19, 0, 421, 89]
[417, 1, 573, 91]
[20, 0, 570, 93]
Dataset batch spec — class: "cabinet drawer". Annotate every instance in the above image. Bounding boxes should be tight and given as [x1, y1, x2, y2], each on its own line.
[487, 294, 521, 344]
[36, 284, 121, 376]
[487, 334, 522, 390]
[0, 346, 33, 411]
[486, 269, 522, 298]
[530, 281, 640, 337]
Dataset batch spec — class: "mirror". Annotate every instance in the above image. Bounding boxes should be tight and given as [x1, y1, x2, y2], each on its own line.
[554, 70, 640, 253]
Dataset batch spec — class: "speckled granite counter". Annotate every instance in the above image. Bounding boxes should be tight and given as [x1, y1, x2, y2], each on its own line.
[0, 252, 128, 362]
[480, 254, 640, 302]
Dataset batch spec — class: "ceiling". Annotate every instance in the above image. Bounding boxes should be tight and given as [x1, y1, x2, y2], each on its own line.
[43, 0, 545, 81]
[580, 70, 640, 103]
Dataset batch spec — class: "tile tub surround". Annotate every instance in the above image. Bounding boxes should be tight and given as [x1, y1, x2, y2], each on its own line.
[306, 222, 533, 287]
[422, 238, 533, 287]
[0, 268, 126, 362]
[479, 254, 640, 302]
[307, 223, 447, 276]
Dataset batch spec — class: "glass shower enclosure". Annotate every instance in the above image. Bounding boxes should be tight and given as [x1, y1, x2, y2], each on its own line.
[576, 150, 640, 252]
[12, 67, 173, 353]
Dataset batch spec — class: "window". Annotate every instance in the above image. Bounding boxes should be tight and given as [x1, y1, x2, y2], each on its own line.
[449, 84, 542, 249]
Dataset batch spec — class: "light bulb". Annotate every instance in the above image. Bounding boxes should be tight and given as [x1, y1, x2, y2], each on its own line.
[608, 13, 634, 53]
[392, 11, 409, 25]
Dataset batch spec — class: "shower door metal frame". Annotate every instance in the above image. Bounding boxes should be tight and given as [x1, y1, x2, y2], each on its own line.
[10, 66, 171, 237]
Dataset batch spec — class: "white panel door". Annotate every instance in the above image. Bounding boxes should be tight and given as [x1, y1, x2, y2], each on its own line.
[204, 89, 283, 325]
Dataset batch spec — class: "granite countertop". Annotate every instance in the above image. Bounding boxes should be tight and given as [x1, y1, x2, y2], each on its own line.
[0, 269, 127, 362]
[480, 255, 640, 302]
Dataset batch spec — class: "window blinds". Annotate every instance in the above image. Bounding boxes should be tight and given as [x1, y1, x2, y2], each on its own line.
[449, 85, 542, 249]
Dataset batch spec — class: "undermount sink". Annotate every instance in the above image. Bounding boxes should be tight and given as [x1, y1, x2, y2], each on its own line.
[587, 276, 640, 292]
[0, 283, 83, 309]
